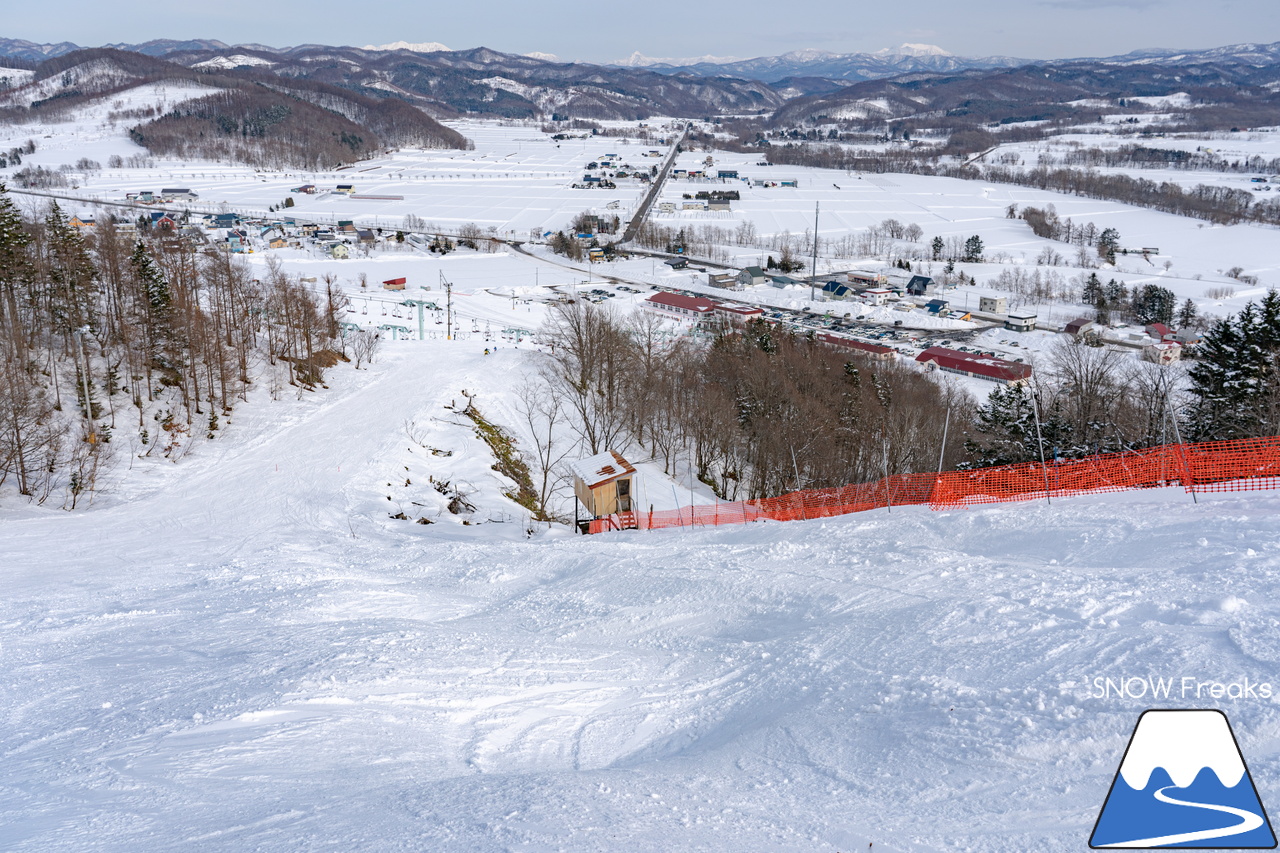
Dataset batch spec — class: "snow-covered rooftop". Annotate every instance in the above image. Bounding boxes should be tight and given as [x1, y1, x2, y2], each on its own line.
[570, 450, 635, 488]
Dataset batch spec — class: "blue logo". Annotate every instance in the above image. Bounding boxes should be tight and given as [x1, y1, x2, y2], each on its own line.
[1091, 709, 1276, 848]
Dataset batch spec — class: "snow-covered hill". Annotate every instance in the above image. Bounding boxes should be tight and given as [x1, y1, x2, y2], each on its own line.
[3, 336, 1279, 851]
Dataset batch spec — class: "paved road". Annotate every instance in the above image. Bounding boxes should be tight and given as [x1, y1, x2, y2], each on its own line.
[620, 124, 689, 244]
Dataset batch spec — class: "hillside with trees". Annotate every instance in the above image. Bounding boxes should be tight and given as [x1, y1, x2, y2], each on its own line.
[534, 303, 971, 502]
[0, 184, 359, 508]
[131, 88, 390, 170]
[0, 49, 468, 169]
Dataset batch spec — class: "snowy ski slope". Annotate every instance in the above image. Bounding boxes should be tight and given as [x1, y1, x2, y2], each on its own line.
[3, 340, 1279, 851]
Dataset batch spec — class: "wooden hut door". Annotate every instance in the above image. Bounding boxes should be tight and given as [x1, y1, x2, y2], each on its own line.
[616, 478, 632, 512]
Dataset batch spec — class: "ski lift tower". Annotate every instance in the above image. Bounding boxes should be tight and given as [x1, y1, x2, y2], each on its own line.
[401, 297, 440, 341]
[439, 271, 455, 340]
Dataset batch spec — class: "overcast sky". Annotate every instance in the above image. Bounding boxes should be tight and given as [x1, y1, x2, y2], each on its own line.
[8, 0, 1279, 63]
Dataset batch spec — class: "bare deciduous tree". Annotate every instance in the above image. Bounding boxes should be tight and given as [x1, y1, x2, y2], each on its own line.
[515, 377, 573, 520]
[349, 329, 381, 370]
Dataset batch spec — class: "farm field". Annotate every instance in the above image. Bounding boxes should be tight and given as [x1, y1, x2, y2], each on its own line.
[0, 119, 660, 235]
[6, 104, 1280, 328]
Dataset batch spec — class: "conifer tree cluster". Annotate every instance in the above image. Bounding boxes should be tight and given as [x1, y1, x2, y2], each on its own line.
[965, 336, 1185, 465]
[1082, 273, 1178, 327]
[1187, 291, 1280, 440]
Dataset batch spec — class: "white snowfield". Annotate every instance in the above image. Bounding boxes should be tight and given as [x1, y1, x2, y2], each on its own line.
[3, 340, 1280, 851]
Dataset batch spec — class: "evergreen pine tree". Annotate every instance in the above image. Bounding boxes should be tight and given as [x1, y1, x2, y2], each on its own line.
[1177, 298, 1198, 329]
[1187, 315, 1248, 439]
[1186, 292, 1280, 440]
[963, 235, 984, 263]
[0, 183, 33, 340]
[131, 241, 170, 319]
[965, 384, 1071, 467]
[1097, 228, 1121, 264]
[1132, 284, 1176, 326]
[1082, 273, 1103, 305]
[44, 202, 99, 336]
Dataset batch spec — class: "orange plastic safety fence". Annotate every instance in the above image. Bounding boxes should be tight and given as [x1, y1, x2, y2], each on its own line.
[585, 435, 1280, 534]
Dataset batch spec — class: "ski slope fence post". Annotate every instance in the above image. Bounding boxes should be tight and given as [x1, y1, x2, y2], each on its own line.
[583, 435, 1280, 534]
[1168, 401, 1197, 503]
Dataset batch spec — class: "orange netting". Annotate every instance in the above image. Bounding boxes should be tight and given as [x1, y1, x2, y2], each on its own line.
[587, 435, 1280, 534]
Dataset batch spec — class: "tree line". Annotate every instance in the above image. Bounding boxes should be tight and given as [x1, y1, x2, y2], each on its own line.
[1053, 144, 1280, 175]
[969, 290, 1280, 465]
[525, 303, 970, 511]
[752, 142, 1280, 228]
[520, 292, 1280, 519]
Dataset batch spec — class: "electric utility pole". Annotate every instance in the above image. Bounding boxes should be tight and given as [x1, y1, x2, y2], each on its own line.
[810, 201, 820, 301]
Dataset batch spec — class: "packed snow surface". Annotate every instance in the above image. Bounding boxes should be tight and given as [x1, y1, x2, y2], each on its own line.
[3, 339, 1280, 851]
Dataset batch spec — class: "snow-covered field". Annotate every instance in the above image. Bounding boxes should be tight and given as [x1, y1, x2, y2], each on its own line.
[655, 149, 1280, 302]
[0, 120, 654, 236]
[4, 337, 1280, 851]
[6, 93, 1280, 324]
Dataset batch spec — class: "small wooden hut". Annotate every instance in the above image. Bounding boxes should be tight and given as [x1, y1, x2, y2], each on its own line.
[571, 450, 637, 529]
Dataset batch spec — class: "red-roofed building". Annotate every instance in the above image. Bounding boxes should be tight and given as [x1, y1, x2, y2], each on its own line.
[916, 346, 1032, 385]
[645, 292, 716, 318]
[1146, 322, 1173, 340]
[816, 333, 896, 362]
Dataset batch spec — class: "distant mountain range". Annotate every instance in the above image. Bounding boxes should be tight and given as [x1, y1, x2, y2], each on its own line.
[361, 41, 450, 53]
[0, 44, 788, 125]
[4, 37, 1280, 84]
[0, 47, 467, 169]
[616, 44, 1031, 83]
[608, 41, 1280, 83]
[2, 36, 1280, 134]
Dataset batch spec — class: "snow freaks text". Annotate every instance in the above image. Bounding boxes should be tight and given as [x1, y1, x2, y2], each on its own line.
[1090, 676, 1273, 701]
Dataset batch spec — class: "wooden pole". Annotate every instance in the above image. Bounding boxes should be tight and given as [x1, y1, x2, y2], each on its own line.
[937, 408, 951, 476]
